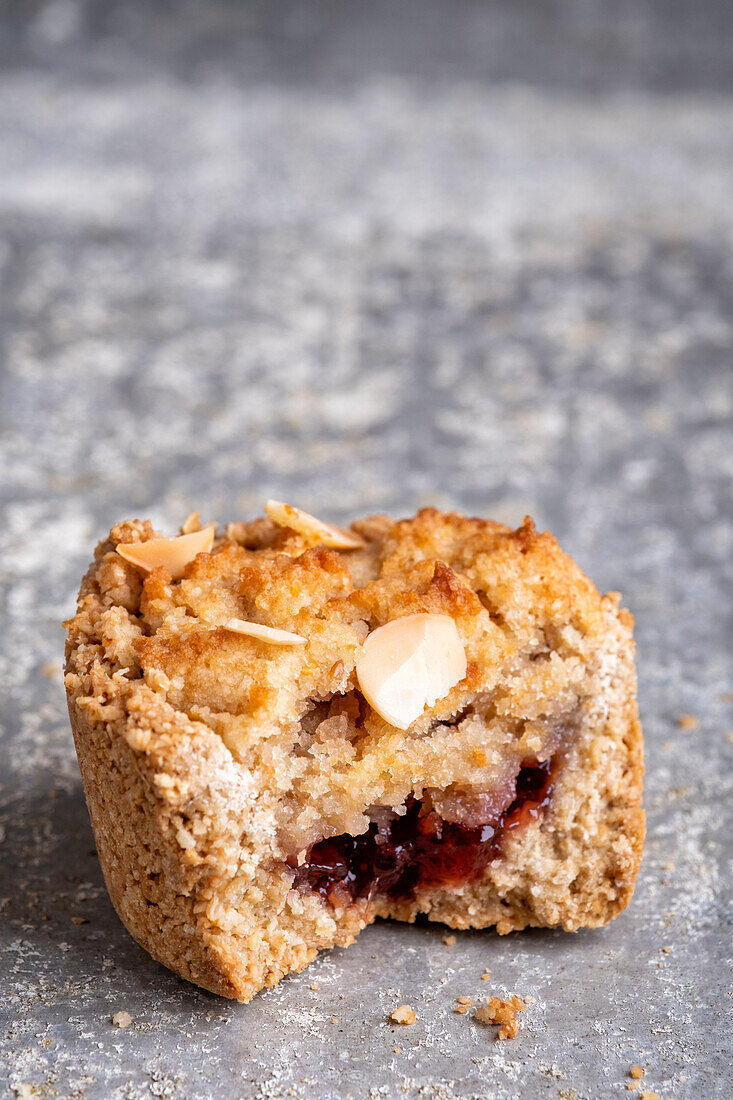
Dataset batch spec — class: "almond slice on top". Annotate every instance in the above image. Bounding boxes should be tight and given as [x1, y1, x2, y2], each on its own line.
[264, 500, 364, 550]
[355, 613, 467, 730]
[180, 511, 202, 534]
[222, 618, 307, 646]
[116, 527, 215, 581]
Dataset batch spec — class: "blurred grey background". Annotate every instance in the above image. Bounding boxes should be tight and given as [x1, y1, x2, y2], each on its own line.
[1, 2, 732, 1098]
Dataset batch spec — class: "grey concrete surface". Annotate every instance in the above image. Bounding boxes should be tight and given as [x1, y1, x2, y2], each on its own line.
[1, 2, 732, 1098]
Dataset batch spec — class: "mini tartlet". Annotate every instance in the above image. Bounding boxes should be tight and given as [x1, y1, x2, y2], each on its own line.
[64, 505, 644, 1001]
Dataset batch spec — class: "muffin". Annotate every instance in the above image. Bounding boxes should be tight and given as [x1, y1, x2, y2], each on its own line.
[64, 503, 644, 1001]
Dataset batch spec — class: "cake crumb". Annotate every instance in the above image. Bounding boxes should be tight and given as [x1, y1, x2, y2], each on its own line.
[330, 1017, 338, 1025]
[390, 1005, 416, 1025]
[329, 659, 345, 679]
[442, 934, 456, 945]
[112, 1011, 132, 1028]
[630, 1066, 644, 1079]
[481, 968, 491, 980]
[41, 662, 60, 677]
[639, 1092, 660, 1100]
[627, 1084, 640, 1093]
[71, 916, 88, 925]
[454, 996, 473, 1015]
[474, 994, 526, 1040]
[677, 714, 699, 730]
[310, 983, 319, 990]
[393, 1047, 401, 1054]
[661, 946, 671, 954]
[662, 860, 675, 871]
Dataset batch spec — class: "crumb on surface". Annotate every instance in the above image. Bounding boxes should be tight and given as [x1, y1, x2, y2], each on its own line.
[662, 860, 675, 870]
[639, 1092, 660, 1100]
[330, 1016, 338, 1025]
[112, 1011, 132, 1028]
[481, 968, 491, 980]
[310, 983, 319, 990]
[474, 994, 526, 1040]
[390, 1004, 416, 1025]
[627, 1084, 640, 1093]
[442, 934, 456, 945]
[677, 714, 699, 730]
[630, 1066, 644, 1079]
[71, 916, 88, 925]
[455, 995, 473, 1015]
[393, 1047, 401, 1053]
[661, 946, 671, 954]
[41, 661, 60, 677]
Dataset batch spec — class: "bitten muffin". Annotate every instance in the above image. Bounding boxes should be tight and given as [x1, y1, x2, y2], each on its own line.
[64, 504, 644, 1002]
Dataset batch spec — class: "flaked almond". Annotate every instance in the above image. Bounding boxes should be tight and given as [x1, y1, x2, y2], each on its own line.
[180, 510, 202, 534]
[116, 527, 215, 580]
[265, 499, 364, 550]
[221, 618, 306, 646]
[355, 613, 467, 730]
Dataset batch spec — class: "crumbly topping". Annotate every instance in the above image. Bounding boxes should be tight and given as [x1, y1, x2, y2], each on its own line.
[390, 1004, 416, 1025]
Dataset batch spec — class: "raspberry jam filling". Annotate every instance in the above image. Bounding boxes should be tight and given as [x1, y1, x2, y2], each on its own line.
[289, 758, 558, 905]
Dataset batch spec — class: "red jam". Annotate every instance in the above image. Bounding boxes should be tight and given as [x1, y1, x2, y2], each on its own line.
[289, 758, 557, 905]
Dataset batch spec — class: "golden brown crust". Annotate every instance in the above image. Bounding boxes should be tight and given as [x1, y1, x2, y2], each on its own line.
[64, 507, 644, 1001]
